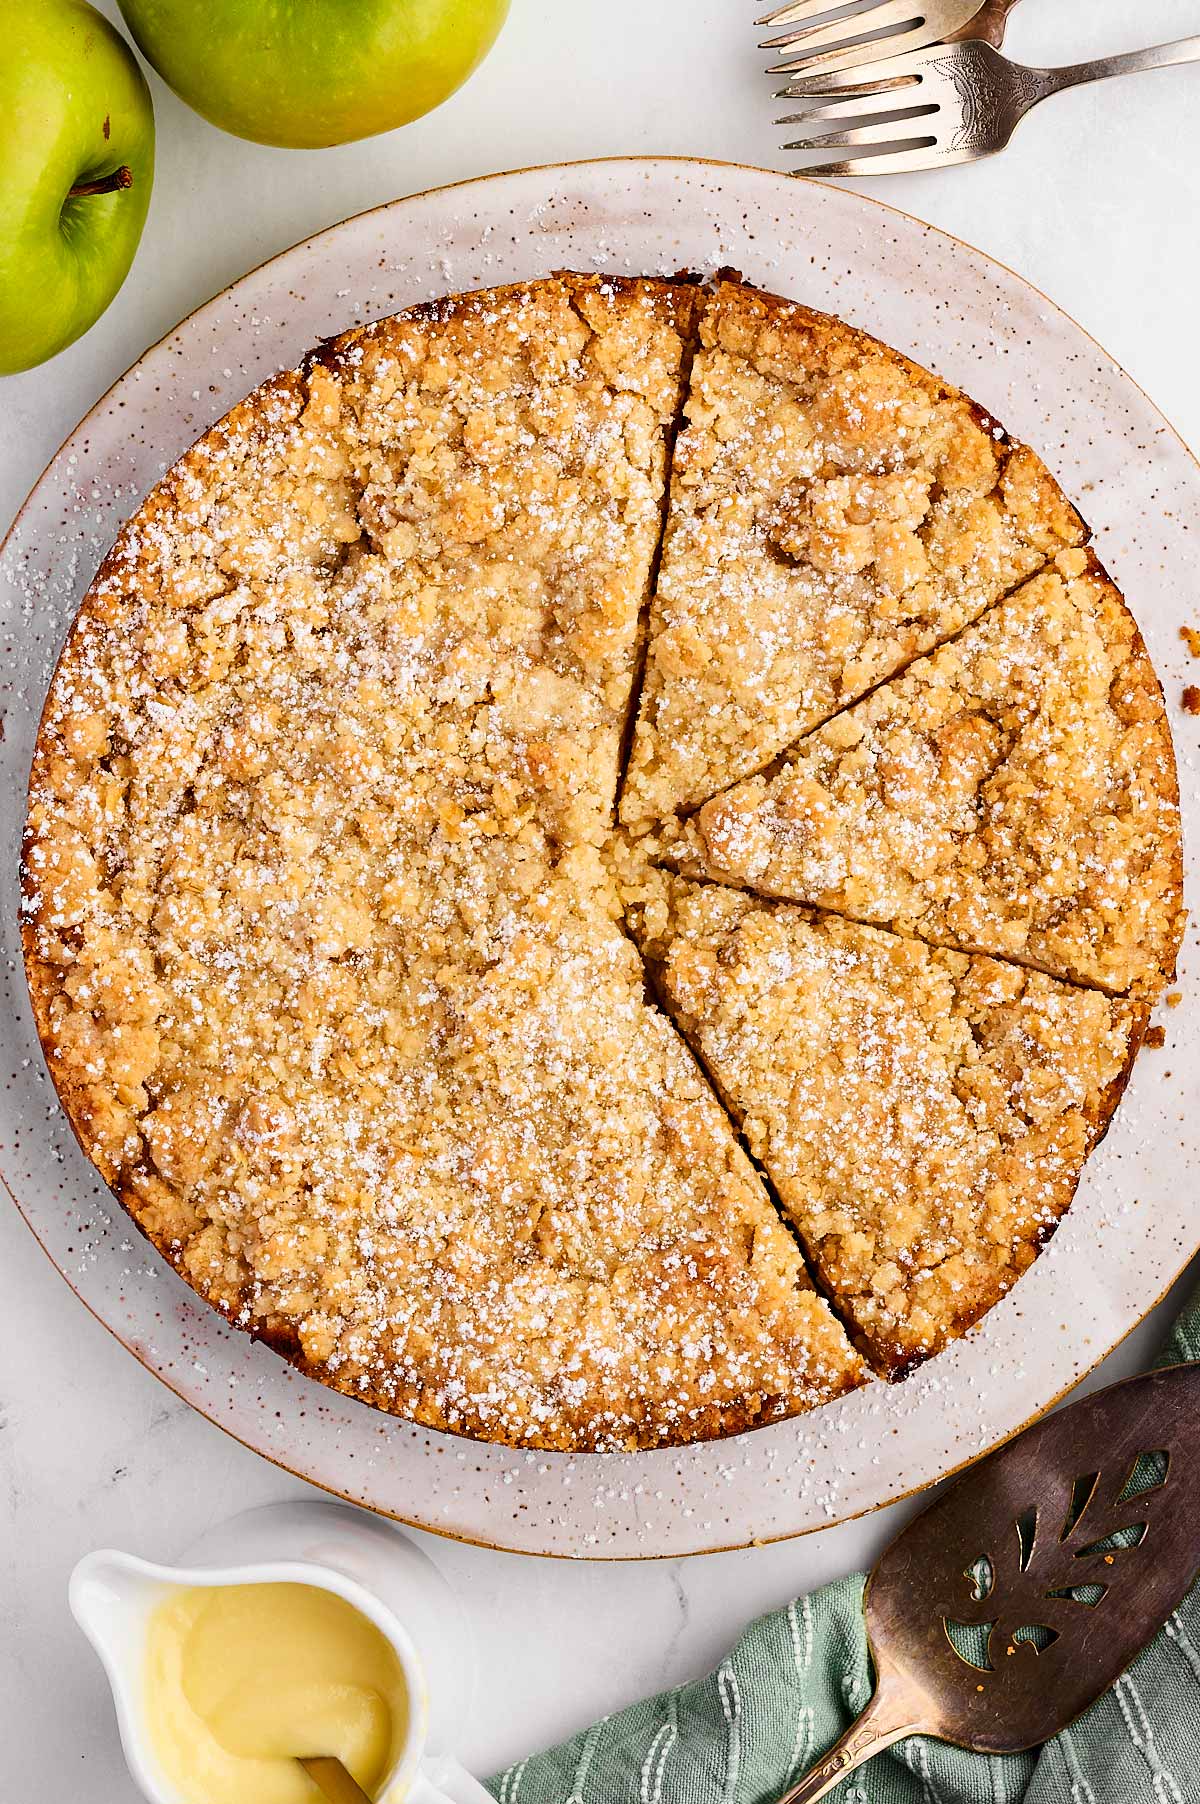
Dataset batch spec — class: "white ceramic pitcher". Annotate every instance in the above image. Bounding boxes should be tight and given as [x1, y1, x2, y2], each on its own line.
[70, 1500, 493, 1804]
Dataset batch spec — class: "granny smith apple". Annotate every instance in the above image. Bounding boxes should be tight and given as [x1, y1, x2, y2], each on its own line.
[0, 0, 154, 375]
[117, 0, 509, 150]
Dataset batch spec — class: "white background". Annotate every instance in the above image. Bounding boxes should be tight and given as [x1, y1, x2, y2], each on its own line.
[4, 0, 1200, 1794]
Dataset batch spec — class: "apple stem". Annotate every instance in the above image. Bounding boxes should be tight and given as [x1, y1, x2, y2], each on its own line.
[68, 166, 134, 199]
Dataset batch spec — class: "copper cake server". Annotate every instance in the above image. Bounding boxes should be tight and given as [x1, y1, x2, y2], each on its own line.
[777, 1361, 1200, 1802]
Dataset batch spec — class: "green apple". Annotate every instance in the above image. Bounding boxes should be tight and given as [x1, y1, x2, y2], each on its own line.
[117, 0, 510, 150]
[0, 0, 154, 375]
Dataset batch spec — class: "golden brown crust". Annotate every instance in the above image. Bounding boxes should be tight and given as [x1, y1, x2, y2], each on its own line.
[620, 278, 1087, 825]
[631, 873, 1147, 1375]
[678, 548, 1185, 1001]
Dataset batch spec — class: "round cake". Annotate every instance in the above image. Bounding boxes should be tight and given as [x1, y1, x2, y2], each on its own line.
[21, 274, 1184, 1451]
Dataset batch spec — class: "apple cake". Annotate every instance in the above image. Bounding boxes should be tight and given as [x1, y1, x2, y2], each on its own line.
[21, 273, 1184, 1451]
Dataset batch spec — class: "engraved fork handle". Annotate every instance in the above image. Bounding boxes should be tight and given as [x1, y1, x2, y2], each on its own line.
[1030, 34, 1200, 106]
[772, 1662, 926, 1804]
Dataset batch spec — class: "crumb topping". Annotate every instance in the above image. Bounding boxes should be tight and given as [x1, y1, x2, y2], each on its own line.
[634, 876, 1144, 1372]
[20, 274, 1182, 1441]
[680, 549, 1183, 998]
[620, 279, 1085, 823]
[20, 274, 863, 1451]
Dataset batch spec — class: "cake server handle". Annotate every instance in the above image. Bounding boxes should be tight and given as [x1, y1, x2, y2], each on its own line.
[297, 1756, 374, 1803]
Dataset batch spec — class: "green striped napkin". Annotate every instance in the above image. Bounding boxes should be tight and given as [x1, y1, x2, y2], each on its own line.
[489, 1287, 1200, 1803]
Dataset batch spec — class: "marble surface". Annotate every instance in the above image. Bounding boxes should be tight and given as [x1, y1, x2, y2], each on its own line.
[4, 0, 1200, 1794]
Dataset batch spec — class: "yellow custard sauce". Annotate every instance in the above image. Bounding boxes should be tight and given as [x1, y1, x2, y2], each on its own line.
[145, 1581, 408, 1803]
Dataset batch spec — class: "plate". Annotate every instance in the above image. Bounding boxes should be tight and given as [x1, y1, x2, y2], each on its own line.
[3, 158, 1197, 1559]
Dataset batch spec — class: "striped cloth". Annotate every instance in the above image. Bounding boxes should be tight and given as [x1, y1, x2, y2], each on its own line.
[488, 1287, 1200, 1804]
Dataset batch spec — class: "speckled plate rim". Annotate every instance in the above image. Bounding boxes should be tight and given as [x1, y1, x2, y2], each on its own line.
[2, 156, 1198, 1560]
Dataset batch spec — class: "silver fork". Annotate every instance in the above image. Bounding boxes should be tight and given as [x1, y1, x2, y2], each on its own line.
[758, 0, 1022, 77]
[779, 35, 1200, 177]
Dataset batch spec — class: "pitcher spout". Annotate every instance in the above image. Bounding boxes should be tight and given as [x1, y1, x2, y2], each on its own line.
[69, 1548, 183, 1804]
[71, 1548, 172, 1671]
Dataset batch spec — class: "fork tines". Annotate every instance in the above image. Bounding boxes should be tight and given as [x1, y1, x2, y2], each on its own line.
[757, 0, 938, 70]
[776, 43, 944, 176]
[757, 0, 985, 74]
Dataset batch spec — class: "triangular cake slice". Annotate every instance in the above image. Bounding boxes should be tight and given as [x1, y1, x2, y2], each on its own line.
[677, 550, 1184, 998]
[632, 876, 1145, 1375]
[320, 274, 699, 849]
[620, 278, 1086, 824]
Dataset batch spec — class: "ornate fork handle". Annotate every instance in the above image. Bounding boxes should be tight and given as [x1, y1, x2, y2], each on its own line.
[1023, 34, 1200, 113]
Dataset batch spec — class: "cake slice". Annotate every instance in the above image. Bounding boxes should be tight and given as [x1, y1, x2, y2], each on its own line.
[318, 274, 699, 849]
[678, 550, 1184, 999]
[632, 876, 1145, 1375]
[620, 278, 1086, 824]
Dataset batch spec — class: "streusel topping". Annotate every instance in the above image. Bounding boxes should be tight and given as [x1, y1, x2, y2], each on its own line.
[633, 875, 1144, 1372]
[21, 276, 865, 1450]
[679, 549, 1184, 998]
[620, 280, 1085, 823]
[21, 274, 1181, 1436]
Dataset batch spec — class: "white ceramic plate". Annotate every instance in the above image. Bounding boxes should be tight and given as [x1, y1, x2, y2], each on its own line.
[3, 158, 1198, 1559]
